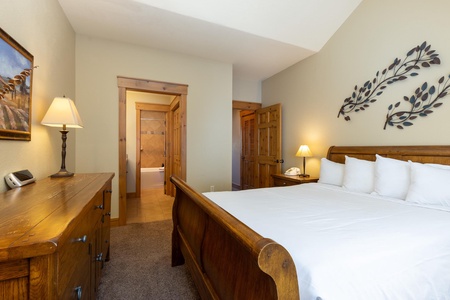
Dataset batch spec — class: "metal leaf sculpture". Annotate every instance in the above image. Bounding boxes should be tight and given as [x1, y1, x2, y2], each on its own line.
[338, 41, 440, 121]
[384, 75, 450, 129]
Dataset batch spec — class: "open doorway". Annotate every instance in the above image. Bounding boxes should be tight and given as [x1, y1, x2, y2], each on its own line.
[127, 98, 171, 199]
[118, 77, 188, 226]
[232, 100, 261, 190]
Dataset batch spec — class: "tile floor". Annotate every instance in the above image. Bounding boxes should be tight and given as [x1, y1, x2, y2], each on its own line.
[126, 188, 174, 223]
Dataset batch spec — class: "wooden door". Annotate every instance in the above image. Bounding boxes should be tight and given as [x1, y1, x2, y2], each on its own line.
[240, 111, 256, 189]
[166, 96, 182, 196]
[255, 104, 282, 188]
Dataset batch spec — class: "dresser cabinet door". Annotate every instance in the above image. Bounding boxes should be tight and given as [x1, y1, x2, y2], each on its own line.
[0, 260, 29, 299]
[57, 218, 92, 299]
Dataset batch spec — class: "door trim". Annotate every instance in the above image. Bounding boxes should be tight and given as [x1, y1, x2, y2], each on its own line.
[118, 76, 188, 226]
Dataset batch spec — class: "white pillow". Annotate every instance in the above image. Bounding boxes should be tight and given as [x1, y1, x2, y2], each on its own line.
[406, 162, 450, 207]
[426, 162, 450, 170]
[318, 158, 345, 186]
[342, 156, 375, 193]
[373, 154, 410, 199]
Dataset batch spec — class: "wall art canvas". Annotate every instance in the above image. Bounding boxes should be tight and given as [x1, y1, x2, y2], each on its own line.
[0, 28, 35, 141]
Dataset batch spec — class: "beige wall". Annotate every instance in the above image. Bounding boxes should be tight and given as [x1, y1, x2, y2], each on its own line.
[0, 0, 75, 192]
[233, 76, 261, 102]
[262, 0, 450, 178]
[75, 36, 233, 218]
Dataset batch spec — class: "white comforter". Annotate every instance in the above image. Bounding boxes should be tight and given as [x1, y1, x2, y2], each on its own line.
[203, 183, 450, 300]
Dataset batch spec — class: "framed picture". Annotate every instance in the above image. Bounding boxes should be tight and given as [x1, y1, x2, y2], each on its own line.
[0, 27, 35, 141]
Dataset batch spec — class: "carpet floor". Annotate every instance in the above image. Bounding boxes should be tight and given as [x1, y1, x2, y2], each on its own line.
[97, 220, 200, 300]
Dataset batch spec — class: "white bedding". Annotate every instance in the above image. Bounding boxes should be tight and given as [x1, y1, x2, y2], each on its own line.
[203, 183, 450, 300]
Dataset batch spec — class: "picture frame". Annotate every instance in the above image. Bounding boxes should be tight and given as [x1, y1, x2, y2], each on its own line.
[0, 27, 35, 141]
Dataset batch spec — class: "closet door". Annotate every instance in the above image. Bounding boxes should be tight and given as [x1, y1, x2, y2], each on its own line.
[240, 111, 256, 190]
[254, 104, 282, 188]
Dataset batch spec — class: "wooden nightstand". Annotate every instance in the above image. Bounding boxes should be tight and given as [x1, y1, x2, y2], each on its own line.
[271, 173, 319, 187]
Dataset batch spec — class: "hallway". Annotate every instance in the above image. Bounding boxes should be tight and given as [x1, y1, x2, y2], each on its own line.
[126, 188, 173, 223]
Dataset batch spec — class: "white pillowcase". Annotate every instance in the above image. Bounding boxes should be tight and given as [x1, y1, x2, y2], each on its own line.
[342, 156, 375, 193]
[373, 154, 410, 199]
[406, 162, 450, 207]
[426, 162, 450, 170]
[318, 158, 345, 186]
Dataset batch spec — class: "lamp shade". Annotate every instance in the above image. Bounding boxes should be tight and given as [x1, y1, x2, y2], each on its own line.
[41, 97, 83, 128]
[296, 145, 312, 157]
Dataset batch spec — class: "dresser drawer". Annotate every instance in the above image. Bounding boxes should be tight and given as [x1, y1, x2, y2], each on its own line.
[273, 177, 298, 186]
[271, 174, 319, 187]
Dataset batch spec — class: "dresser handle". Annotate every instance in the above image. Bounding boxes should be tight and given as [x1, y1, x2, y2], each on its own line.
[75, 286, 82, 300]
[95, 204, 104, 210]
[106, 189, 112, 193]
[96, 252, 103, 262]
[74, 235, 87, 243]
[105, 212, 111, 216]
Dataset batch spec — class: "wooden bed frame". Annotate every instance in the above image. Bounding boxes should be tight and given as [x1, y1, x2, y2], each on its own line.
[171, 145, 450, 300]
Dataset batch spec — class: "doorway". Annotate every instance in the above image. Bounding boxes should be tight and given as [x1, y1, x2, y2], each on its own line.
[118, 77, 188, 226]
[134, 102, 170, 199]
[233, 101, 260, 189]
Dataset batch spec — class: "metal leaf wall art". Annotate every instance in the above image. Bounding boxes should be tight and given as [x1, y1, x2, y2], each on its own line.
[384, 75, 450, 129]
[337, 41, 440, 121]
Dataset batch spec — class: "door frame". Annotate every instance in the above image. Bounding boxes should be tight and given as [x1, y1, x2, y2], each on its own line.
[118, 76, 188, 226]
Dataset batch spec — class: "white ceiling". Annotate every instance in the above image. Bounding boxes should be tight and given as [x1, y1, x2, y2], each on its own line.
[58, 0, 362, 81]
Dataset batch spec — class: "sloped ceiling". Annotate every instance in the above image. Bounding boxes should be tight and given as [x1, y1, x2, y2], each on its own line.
[58, 0, 362, 81]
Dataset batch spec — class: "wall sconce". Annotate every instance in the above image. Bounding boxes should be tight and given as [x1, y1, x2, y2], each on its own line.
[41, 96, 83, 177]
[295, 145, 312, 177]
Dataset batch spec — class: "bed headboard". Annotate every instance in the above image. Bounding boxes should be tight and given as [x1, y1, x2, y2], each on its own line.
[327, 145, 450, 166]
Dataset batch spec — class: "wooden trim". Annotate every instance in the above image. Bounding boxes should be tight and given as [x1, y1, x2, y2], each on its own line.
[117, 76, 188, 226]
[179, 94, 187, 180]
[232, 100, 261, 110]
[136, 103, 170, 112]
[126, 192, 137, 199]
[110, 218, 120, 228]
[135, 108, 141, 198]
[118, 86, 127, 226]
[118, 77, 188, 95]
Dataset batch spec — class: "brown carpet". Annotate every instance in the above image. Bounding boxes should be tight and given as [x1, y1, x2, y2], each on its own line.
[97, 220, 200, 300]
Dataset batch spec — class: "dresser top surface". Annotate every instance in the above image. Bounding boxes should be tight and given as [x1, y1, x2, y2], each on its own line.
[0, 173, 114, 260]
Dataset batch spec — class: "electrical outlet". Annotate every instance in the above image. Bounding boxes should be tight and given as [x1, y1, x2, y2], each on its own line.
[210, 185, 215, 192]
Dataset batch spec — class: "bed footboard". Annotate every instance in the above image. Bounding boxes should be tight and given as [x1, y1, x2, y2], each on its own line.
[171, 176, 299, 300]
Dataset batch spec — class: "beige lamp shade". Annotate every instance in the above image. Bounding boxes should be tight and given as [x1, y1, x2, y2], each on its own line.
[41, 97, 83, 128]
[295, 145, 312, 157]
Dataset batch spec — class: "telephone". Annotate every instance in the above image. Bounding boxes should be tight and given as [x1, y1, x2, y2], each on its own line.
[285, 167, 300, 175]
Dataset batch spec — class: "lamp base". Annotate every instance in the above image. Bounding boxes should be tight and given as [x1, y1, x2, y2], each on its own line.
[50, 169, 74, 178]
[299, 174, 310, 178]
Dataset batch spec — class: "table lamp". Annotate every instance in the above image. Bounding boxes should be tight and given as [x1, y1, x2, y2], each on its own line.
[295, 145, 312, 177]
[41, 96, 83, 177]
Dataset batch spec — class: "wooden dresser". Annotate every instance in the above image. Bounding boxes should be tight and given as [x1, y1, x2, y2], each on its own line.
[0, 173, 114, 300]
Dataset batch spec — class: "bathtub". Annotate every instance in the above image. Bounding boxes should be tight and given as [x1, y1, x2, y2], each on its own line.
[141, 167, 165, 190]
